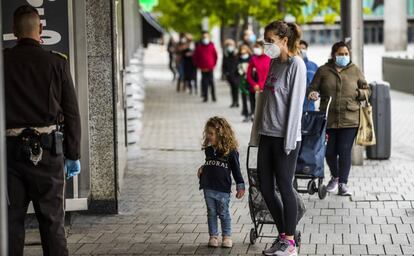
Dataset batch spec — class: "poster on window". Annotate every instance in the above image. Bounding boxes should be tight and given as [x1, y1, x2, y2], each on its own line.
[2, 0, 69, 56]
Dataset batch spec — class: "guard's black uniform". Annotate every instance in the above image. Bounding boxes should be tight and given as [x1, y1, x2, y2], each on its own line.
[4, 38, 81, 256]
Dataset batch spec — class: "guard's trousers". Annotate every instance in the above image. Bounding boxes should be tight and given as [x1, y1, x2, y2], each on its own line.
[6, 138, 68, 256]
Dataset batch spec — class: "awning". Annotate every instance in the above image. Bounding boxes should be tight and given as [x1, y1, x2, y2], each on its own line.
[139, 9, 164, 47]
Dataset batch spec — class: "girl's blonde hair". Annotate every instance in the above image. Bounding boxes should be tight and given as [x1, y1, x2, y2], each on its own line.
[238, 44, 252, 55]
[202, 116, 238, 156]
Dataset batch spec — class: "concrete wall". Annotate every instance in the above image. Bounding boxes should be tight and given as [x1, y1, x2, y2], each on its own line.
[85, 0, 127, 213]
[384, 0, 408, 51]
[383, 57, 414, 94]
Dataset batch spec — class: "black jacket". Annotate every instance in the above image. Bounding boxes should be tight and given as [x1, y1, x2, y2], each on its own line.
[4, 38, 81, 160]
[199, 146, 245, 193]
[222, 52, 239, 83]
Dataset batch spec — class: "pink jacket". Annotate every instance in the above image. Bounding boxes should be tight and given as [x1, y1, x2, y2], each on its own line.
[192, 43, 218, 71]
[246, 54, 271, 92]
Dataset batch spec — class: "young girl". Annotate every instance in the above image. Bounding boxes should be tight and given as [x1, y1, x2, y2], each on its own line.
[238, 44, 252, 122]
[198, 116, 245, 248]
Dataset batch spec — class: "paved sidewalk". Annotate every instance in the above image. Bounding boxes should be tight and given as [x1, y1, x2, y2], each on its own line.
[25, 45, 414, 256]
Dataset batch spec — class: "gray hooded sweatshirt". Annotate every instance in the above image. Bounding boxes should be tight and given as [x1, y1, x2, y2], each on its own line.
[259, 56, 307, 155]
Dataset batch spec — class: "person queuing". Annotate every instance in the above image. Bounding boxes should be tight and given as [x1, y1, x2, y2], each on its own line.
[237, 44, 252, 122]
[182, 34, 198, 94]
[175, 33, 187, 92]
[246, 41, 271, 119]
[222, 39, 239, 108]
[240, 29, 257, 50]
[4, 5, 81, 256]
[167, 36, 177, 81]
[193, 31, 218, 102]
[308, 41, 370, 196]
[299, 40, 318, 111]
[257, 21, 306, 256]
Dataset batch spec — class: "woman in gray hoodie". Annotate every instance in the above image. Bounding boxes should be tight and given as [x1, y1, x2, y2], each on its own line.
[258, 21, 306, 256]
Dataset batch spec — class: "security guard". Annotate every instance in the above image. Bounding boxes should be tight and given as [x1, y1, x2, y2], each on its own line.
[4, 5, 81, 256]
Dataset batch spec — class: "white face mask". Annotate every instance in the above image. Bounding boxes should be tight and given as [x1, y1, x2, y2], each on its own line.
[241, 53, 249, 60]
[300, 49, 307, 59]
[202, 38, 210, 45]
[253, 47, 263, 56]
[227, 46, 235, 53]
[264, 42, 281, 59]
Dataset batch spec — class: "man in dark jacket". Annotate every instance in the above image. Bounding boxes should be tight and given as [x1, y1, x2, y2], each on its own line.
[222, 39, 239, 107]
[192, 31, 218, 102]
[4, 5, 81, 256]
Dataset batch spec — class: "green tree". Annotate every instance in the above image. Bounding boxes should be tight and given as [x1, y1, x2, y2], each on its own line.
[154, 0, 340, 37]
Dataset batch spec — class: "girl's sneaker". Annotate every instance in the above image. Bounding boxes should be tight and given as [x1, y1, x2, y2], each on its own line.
[208, 236, 219, 247]
[222, 236, 233, 248]
[275, 240, 297, 256]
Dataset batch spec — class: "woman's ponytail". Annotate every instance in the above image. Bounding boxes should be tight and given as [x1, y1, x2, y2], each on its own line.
[287, 22, 302, 56]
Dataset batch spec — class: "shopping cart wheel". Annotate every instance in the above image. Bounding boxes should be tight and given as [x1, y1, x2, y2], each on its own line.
[307, 180, 317, 195]
[250, 228, 257, 244]
[318, 184, 327, 199]
[294, 230, 301, 247]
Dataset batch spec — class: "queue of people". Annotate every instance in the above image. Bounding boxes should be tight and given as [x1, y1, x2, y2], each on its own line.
[167, 31, 218, 102]
[222, 33, 272, 123]
[196, 20, 369, 256]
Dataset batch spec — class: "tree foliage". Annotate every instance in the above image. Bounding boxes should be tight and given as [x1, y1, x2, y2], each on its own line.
[154, 0, 341, 36]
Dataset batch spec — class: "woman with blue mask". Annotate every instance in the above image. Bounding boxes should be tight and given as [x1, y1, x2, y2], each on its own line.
[308, 41, 371, 197]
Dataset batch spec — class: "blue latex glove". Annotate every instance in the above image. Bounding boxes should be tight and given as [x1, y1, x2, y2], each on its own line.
[64, 159, 81, 179]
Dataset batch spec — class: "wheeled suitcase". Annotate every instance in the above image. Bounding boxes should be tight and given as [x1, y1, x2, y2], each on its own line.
[366, 81, 391, 160]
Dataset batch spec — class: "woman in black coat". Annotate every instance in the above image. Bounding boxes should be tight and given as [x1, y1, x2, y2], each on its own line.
[222, 39, 239, 107]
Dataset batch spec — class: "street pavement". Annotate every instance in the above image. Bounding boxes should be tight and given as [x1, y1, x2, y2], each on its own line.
[24, 44, 414, 256]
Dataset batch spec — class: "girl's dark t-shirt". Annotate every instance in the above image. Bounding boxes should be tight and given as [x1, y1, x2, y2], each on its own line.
[199, 146, 245, 193]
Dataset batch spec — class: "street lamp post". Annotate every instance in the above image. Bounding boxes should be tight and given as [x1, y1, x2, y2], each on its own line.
[0, 0, 9, 254]
[341, 0, 365, 166]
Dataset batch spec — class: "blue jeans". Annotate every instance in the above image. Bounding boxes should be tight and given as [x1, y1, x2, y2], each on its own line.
[203, 189, 231, 237]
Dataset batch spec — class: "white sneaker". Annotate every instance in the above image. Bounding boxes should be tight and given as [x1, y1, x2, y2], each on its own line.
[222, 236, 233, 248]
[275, 240, 297, 256]
[338, 183, 352, 196]
[263, 237, 283, 256]
[326, 177, 339, 193]
[208, 236, 219, 247]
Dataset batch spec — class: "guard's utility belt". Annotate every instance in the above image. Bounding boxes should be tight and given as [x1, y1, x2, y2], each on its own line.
[6, 125, 56, 137]
[6, 126, 63, 166]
